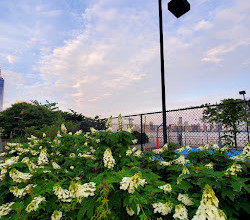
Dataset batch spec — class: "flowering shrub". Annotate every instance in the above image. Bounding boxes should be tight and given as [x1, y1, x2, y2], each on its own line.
[0, 118, 249, 219]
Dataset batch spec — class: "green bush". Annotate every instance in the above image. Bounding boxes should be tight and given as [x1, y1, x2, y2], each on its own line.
[0, 120, 249, 219]
[132, 131, 149, 144]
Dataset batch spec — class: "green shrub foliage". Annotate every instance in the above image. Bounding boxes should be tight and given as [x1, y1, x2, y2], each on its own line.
[0, 118, 249, 220]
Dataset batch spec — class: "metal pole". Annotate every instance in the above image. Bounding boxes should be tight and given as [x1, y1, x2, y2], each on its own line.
[242, 94, 250, 142]
[158, 0, 167, 144]
[140, 114, 144, 151]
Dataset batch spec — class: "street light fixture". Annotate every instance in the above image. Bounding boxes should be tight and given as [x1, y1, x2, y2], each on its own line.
[158, 0, 190, 144]
[239, 90, 249, 142]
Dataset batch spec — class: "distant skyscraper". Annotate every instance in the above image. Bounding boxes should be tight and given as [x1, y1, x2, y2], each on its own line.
[0, 66, 4, 111]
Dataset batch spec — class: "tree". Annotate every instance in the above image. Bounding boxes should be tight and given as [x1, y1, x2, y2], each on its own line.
[203, 99, 246, 147]
[0, 102, 62, 139]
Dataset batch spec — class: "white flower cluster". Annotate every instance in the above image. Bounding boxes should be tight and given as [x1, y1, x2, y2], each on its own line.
[38, 148, 49, 166]
[21, 157, 38, 172]
[225, 163, 242, 176]
[120, 172, 147, 194]
[103, 148, 115, 169]
[159, 161, 172, 167]
[205, 163, 214, 169]
[69, 153, 75, 158]
[0, 202, 14, 218]
[198, 146, 204, 151]
[176, 147, 185, 153]
[117, 114, 123, 131]
[106, 116, 113, 132]
[126, 125, 135, 133]
[74, 130, 82, 136]
[204, 143, 210, 150]
[0, 152, 6, 157]
[186, 145, 192, 152]
[61, 123, 67, 134]
[52, 161, 61, 169]
[159, 184, 172, 193]
[174, 155, 189, 165]
[132, 139, 138, 144]
[26, 196, 46, 213]
[133, 149, 142, 158]
[54, 182, 96, 203]
[220, 145, 228, 152]
[9, 168, 32, 183]
[51, 210, 63, 220]
[152, 144, 168, 154]
[126, 204, 140, 216]
[152, 201, 173, 216]
[192, 184, 226, 220]
[0, 156, 19, 169]
[231, 144, 250, 162]
[173, 204, 188, 220]
[180, 166, 190, 177]
[53, 184, 72, 202]
[0, 168, 7, 181]
[178, 194, 193, 206]
[10, 184, 36, 198]
[126, 147, 137, 156]
[212, 143, 220, 150]
[78, 153, 96, 160]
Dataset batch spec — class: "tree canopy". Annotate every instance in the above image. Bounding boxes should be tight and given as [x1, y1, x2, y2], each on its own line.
[0, 101, 106, 140]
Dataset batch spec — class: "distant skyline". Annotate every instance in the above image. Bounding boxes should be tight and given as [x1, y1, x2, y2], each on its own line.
[0, 0, 249, 117]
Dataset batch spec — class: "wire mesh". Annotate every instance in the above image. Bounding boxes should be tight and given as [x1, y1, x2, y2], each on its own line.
[110, 101, 249, 150]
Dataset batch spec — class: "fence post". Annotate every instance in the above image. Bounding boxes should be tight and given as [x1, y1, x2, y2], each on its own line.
[140, 114, 144, 151]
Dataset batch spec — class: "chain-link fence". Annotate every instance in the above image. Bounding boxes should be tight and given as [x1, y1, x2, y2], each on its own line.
[111, 101, 250, 150]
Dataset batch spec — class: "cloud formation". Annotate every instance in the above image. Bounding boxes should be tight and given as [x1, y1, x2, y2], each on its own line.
[0, 0, 249, 118]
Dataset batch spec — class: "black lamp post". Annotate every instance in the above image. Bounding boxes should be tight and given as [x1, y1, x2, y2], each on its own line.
[158, 0, 190, 144]
[239, 90, 249, 142]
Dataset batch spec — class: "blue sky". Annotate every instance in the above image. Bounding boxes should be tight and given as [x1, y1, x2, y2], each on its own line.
[0, 0, 249, 117]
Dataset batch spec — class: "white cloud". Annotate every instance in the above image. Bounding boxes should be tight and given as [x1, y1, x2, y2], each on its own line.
[194, 20, 213, 31]
[6, 55, 19, 64]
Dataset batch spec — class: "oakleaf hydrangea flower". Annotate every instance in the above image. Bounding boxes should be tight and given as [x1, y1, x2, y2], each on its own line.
[186, 145, 192, 152]
[103, 148, 115, 169]
[192, 184, 226, 220]
[69, 153, 75, 158]
[173, 204, 188, 220]
[0, 168, 7, 181]
[220, 145, 228, 152]
[9, 168, 32, 183]
[53, 184, 72, 202]
[26, 196, 46, 212]
[153, 144, 168, 154]
[38, 148, 49, 166]
[174, 155, 189, 165]
[204, 143, 210, 150]
[159, 161, 172, 166]
[52, 162, 61, 169]
[180, 166, 190, 176]
[205, 163, 213, 169]
[0, 156, 19, 169]
[0, 202, 14, 218]
[133, 149, 142, 157]
[178, 194, 193, 206]
[51, 210, 63, 220]
[176, 147, 185, 153]
[106, 116, 113, 132]
[159, 184, 172, 193]
[117, 114, 123, 131]
[120, 172, 147, 194]
[10, 184, 36, 198]
[132, 139, 138, 144]
[61, 123, 67, 134]
[225, 163, 242, 176]
[212, 143, 219, 150]
[126, 204, 140, 216]
[69, 181, 96, 199]
[152, 201, 173, 216]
